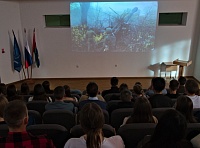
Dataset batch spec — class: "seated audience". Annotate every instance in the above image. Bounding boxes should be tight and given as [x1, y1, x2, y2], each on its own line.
[165, 79, 180, 99]
[175, 95, 197, 123]
[145, 77, 167, 98]
[20, 82, 30, 95]
[63, 85, 78, 102]
[107, 89, 134, 115]
[28, 84, 52, 102]
[148, 77, 173, 108]
[102, 77, 120, 98]
[109, 83, 129, 101]
[42, 80, 54, 94]
[6, 84, 23, 101]
[0, 100, 55, 148]
[45, 86, 74, 112]
[122, 96, 157, 126]
[0, 83, 6, 95]
[142, 109, 193, 148]
[64, 103, 125, 148]
[79, 82, 107, 110]
[185, 79, 200, 108]
[0, 95, 8, 124]
[177, 76, 187, 95]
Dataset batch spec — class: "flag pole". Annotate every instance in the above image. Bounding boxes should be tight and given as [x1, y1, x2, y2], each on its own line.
[30, 28, 35, 79]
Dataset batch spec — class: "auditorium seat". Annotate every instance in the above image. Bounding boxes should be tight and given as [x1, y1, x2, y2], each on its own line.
[118, 123, 156, 148]
[0, 124, 8, 137]
[152, 107, 174, 120]
[42, 109, 76, 131]
[26, 101, 48, 115]
[28, 110, 42, 125]
[27, 124, 70, 148]
[110, 108, 133, 130]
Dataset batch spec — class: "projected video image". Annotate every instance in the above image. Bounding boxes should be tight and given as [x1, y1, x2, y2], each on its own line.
[70, 2, 158, 52]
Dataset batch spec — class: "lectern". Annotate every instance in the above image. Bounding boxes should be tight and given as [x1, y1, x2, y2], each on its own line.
[173, 59, 192, 77]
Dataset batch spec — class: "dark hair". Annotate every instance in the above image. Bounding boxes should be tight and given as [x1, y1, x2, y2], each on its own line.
[178, 76, 186, 85]
[126, 96, 155, 123]
[0, 95, 8, 118]
[149, 109, 187, 147]
[185, 80, 199, 95]
[110, 77, 118, 86]
[119, 83, 128, 92]
[63, 85, 72, 97]
[7, 84, 17, 98]
[32, 84, 48, 101]
[86, 82, 98, 97]
[20, 82, 30, 95]
[42, 81, 52, 94]
[152, 77, 165, 92]
[133, 84, 144, 95]
[4, 100, 28, 129]
[0, 83, 7, 95]
[80, 103, 104, 148]
[54, 86, 65, 100]
[169, 80, 179, 91]
[120, 89, 132, 102]
[175, 96, 197, 123]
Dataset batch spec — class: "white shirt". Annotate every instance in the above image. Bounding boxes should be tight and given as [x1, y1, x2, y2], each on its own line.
[187, 95, 200, 108]
[64, 135, 125, 148]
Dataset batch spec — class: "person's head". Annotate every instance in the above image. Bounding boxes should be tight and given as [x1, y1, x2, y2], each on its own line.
[63, 85, 71, 97]
[86, 82, 98, 97]
[127, 96, 154, 123]
[0, 83, 6, 95]
[33, 84, 45, 96]
[0, 95, 8, 120]
[20, 82, 30, 95]
[135, 82, 142, 87]
[150, 109, 187, 146]
[120, 89, 132, 102]
[133, 84, 144, 95]
[54, 86, 65, 100]
[3, 100, 28, 131]
[42, 81, 51, 93]
[152, 77, 165, 93]
[169, 79, 179, 91]
[110, 77, 118, 86]
[185, 79, 199, 95]
[119, 83, 128, 92]
[178, 76, 186, 86]
[80, 103, 104, 148]
[7, 84, 17, 98]
[175, 96, 197, 123]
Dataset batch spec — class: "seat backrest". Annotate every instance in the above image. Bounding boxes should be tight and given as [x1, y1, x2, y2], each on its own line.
[104, 93, 120, 102]
[0, 124, 9, 137]
[152, 108, 174, 120]
[28, 110, 42, 125]
[111, 108, 133, 130]
[186, 123, 200, 141]
[42, 109, 75, 131]
[26, 101, 48, 115]
[70, 124, 115, 138]
[117, 123, 156, 148]
[27, 124, 69, 148]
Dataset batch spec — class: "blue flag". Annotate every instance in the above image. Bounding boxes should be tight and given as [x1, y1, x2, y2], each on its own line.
[12, 30, 22, 72]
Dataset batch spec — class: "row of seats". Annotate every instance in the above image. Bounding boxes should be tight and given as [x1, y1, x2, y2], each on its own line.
[28, 103, 200, 131]
[1, 122, 200, 148]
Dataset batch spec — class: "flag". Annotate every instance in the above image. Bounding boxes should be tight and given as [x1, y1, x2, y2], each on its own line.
[12, 30, 22, 72]
[32, 28, 40, 68]
[24, 29, 33, 68]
